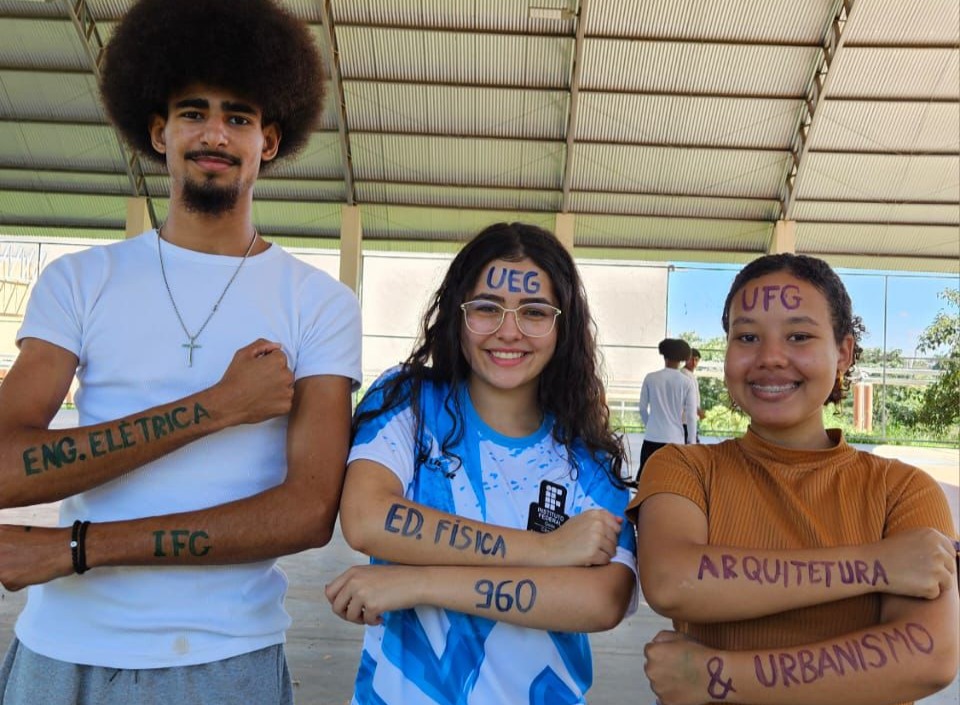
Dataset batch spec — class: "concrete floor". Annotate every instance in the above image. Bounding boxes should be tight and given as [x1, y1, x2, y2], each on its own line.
[0, 427, 957, 704]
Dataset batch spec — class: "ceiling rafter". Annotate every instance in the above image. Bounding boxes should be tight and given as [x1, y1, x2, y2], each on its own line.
[561, 1, 590, 211]
[316, 0, 355, 206]
[778, 0, 855, 221]
[55, 0, 157, 228]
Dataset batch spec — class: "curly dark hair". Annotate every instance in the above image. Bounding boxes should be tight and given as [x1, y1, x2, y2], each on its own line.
[99, 0, 324, 165]
[355, 222, 627, 485]
[721, 253, 865, 404]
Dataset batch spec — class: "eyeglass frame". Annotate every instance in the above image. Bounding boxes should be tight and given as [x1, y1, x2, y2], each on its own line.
[459, 299, 562, 338]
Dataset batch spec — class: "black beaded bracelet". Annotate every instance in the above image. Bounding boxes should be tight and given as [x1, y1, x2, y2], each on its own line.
[70, 520, 91, 575]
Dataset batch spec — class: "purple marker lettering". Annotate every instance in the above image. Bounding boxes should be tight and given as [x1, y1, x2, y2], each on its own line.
[698, 554, 719, 580]
[754, 655, 777, 687]
[780, 284, 801, 309]
[906, 623, 934, 654]
[741, 287, 759, 311]
[762, 285, 780, 311]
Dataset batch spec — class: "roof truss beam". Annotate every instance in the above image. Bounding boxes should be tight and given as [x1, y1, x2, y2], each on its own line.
[316, 0, 356, 205]
[56, 0, 157, 227]
[779, 0, 854, 220]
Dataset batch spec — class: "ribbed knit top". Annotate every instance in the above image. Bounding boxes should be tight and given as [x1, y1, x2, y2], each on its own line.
[630, 427, 954, 657]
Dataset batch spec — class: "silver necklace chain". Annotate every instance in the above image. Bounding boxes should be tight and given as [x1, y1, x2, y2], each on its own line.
[157, 226, 258, 367]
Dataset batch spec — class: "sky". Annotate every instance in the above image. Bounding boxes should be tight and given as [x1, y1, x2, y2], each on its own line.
[666, 263, 959, 360]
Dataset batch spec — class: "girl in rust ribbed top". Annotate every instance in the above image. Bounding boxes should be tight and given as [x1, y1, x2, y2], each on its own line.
[629, 253, 958, 705]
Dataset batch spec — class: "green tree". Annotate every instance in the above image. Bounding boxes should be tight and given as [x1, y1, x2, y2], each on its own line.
[916, 288, 960, 434]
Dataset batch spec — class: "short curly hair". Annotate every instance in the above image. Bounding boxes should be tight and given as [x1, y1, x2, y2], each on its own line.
[721, 253, 865, 404]
[99, 0, 325, 165]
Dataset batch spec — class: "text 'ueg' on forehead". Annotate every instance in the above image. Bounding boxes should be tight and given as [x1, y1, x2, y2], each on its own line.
[485, 265, 541, 294]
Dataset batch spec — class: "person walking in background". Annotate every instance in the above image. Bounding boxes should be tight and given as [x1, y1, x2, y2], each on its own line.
[632, 253, 958, 705]
[0, 1, 361, 702]
[681, 347, 705, 443]
[325, 222, 637, 705]
[636, 338, 699, 481]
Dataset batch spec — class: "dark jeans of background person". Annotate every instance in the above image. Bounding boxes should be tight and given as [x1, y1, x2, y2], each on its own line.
[636, 440, 668, 483]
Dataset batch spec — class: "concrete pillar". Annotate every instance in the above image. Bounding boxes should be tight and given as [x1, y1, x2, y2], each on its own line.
[768, 219, 796, 254]
[339, 205, 363, 295]
[554, 212, 575, 254]
[125, 197, 152, 238]
[853, 382, 873, 432]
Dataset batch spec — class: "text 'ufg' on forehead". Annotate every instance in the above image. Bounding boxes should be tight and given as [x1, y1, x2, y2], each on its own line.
[738, 282, 802, 313]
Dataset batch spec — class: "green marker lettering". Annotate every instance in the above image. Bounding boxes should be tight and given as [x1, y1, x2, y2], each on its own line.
[22, 447, 41, 475]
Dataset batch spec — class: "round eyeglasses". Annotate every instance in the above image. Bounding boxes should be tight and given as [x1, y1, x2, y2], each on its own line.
[460, 300, 561, 338]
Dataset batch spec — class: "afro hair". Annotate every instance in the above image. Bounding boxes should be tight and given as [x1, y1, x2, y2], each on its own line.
[99, 0, 325, 165]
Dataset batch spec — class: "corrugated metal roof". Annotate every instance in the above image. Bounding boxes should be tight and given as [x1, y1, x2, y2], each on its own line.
[345, 82, 568, 139]
[356, 182, 561, 212]
[844, 0, 960, 45]
[331, 0, 573, 34]
[587, 0, 835, 43]
[797, 222, 960, 258]
[0, 122, 125, 171]
[251, 201, 343, 237]
[572, 144, 789, 198]
[360, 204, 555, 241]
[581, 41, 819, 95]
[571, 192, 780, 220]
[811, 101, 960, 152]
[576, 93, 800, 147]
[792, 201, 959, 225]
[796, 153, 960, 201]
[352, 134, 565, 189]
[0, 168, 130, 195]
[267, 133, 345, 180]
[0, 190, 126, 225]
[337, 27, 571, 87]
[0, 0, 955, 272]
[574, 214, 774, 249]
[829, 48, 960, 100]
[0, 71, 102, 123]
[0, 19, 89, 70]
[253, 178, 346, 203]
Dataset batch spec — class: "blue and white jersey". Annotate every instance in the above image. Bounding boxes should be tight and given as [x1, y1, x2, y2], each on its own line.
[348, 370, 637, 705]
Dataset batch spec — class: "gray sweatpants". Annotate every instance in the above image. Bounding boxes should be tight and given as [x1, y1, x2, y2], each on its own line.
[0, 638, 294, 705]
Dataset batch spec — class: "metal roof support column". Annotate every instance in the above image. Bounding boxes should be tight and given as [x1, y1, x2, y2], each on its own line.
[59, 0, 157, 229]
[125, 197, 151, 239]
[559, 0, 588, 213]
[768, 220, 797, 254]
[554, 212, 575, 254]
[339, 205, 363, 295]
[779, 0, 855, 220]
[317, 0, 357, 205]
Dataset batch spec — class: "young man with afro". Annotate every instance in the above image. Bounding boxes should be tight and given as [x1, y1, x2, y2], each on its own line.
[0, 1, 361, 702]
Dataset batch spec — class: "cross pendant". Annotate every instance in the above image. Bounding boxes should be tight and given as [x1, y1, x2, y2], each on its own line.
[182, 339, 201, 367]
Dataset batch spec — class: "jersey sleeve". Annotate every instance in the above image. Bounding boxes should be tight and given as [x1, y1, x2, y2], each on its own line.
[294, 272, 362, 389]
[347, 370, 418, 489]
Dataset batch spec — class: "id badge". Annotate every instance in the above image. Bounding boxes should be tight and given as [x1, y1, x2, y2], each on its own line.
[527, 480, 570, 533]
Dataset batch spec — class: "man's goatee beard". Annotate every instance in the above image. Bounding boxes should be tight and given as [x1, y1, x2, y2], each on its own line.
[182, 177, 242, 216]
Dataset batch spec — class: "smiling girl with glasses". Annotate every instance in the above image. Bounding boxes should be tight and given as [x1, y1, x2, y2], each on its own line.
[325, 222, 637, 705]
